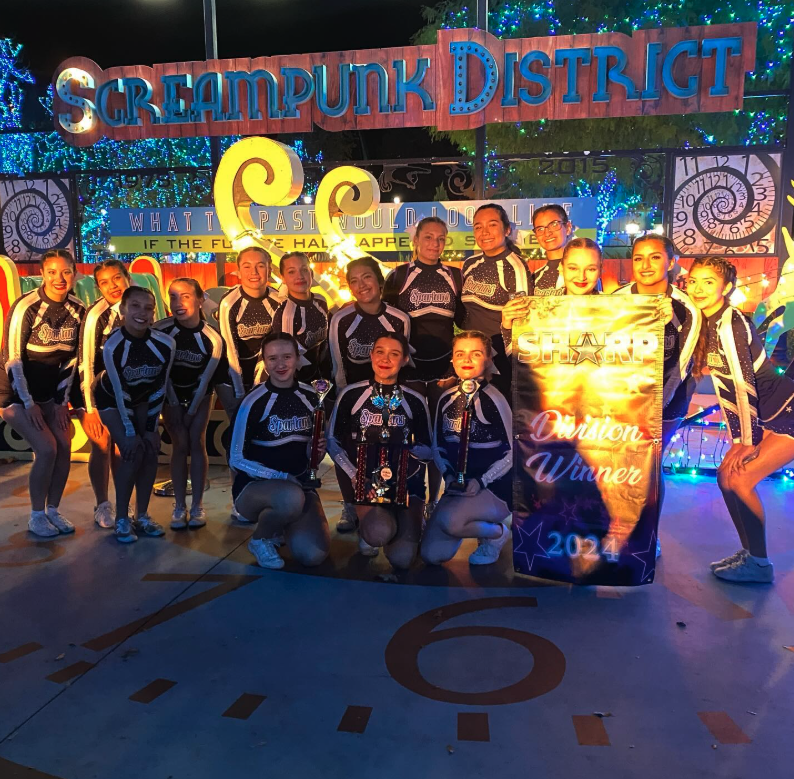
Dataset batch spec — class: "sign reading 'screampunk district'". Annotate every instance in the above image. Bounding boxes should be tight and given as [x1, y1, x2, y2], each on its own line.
[511, 296, 664, 586]
[54, 24, 756, 146]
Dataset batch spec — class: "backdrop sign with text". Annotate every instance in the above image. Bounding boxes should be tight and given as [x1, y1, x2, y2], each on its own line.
[511, 296, 664, 586]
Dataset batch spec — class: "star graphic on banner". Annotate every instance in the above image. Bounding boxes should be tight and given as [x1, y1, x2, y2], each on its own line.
[631, 530, 657, 583]
[512, 520, 550, 573]
[560, 500, 578, 525]
[624, 372, 649, 394]
[571, 332, 605, 366]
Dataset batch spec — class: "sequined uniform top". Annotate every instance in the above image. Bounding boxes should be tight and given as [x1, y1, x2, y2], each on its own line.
[153, 317, 226, 414]
[77, 297, 121, 413]
[218, 285, 282, 398]
[532, 260, 566, 296]
[613, 283, 701, 421]
[383, 260, 465, 381]
[93, 327, 176, 436]
[433, 380, 513, 508]
[461, 248, 532, 337]
[271, 293, 330, 383]
[328, 380, 432, 501]
[705, 302, 794, 445]
[229, 379, 319, 500]
[328, 302, 411, 390]
[0, 287, 85, 408]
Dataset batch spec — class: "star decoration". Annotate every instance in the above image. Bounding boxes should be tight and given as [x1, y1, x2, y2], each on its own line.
[570, 332, 605, 366]
[631, 530, 657, 583]
[512, 520, 549, 573]
[559, 500, 578, 525]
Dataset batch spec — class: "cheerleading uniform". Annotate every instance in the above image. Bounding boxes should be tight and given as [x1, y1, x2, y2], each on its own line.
[704, 302, 794, 444]
[613, 283, 701, 421]
[328, 380, 432, 503]
[78, 298, 121, 413]
[433, 380, 513, 509]
[461, 248, 532, 337]
[532, 260, 566, 296]
[383, 260, 464, 382]
[229, 379, 318, 500]
[153, 317, 226, 415]
[328, 302, 411, 390]
[218, 285, 282, 398]
[271, 293, 331, 383]
[0, 288, 84, 409]
[93, 327, 176, 437]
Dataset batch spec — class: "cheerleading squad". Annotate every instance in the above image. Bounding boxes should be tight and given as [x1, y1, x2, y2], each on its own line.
[2, 202, 793, 585]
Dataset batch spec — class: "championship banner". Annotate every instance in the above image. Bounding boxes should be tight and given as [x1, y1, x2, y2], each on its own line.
[511, 296, 664, 586]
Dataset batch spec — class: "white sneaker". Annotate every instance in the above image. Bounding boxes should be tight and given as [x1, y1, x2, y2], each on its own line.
[248, 538, 284, 569]
[170, 505, 188, 530]
[358, 536, 379, 557]
[115, 517, 138, 544]
[28, 511, 59, 538]
[133, 514, 165, 537]
[94, 501, 115, 529]
[710, 548, 747, 573]
[469, 520, 511, 565]
[336, 503, 357, 533]
[46, 506, 75, 534]
[713, 556, 774, 583]
[188, 506, 207, 528]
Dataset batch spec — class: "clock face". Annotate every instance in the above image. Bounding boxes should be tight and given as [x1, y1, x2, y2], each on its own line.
[0, 177, 75, 262]
[671, 153, 780, 257]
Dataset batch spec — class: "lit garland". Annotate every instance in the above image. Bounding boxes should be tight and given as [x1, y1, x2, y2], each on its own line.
[0, 39, 34, 130]
[575, 170, 643, 244]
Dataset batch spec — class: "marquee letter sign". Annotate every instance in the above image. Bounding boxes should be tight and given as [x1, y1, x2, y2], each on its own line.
[54, 24, 756, 146]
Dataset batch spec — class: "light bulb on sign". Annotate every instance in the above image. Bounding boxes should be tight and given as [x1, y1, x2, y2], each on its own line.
[393, 197, 401, 204]
[303, 195, 313, 204]
[625, 221, 640, 236]
[652, 224, 665, 235]
[107, 244, 116, 253]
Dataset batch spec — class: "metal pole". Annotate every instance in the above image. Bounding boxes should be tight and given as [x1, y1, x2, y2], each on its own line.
[777, 43, 794, 280]
[474, 0, 488, 200]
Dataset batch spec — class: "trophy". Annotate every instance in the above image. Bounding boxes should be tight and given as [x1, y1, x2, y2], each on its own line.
[447, 379, 480, 492]
[302, 378, 333, 488]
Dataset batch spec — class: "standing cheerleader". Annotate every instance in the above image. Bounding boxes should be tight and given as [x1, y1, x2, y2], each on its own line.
[0, 249, 85, 537]
[78, 259, 130, 529]
[687, 257, 794, 583]
[421, 331, 513, 566]
[94, 287, 175, 544]
[531, 204, 574, 295]
[155, 279, 226, 530]
[329, 333, 432, 568]
[271, 252, 331, 383]
[230, 332, 330, 570]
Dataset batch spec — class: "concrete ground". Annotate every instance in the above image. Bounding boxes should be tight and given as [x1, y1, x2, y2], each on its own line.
[0, 459, 792, 779]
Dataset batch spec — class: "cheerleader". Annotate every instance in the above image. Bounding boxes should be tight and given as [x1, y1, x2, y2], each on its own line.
[230, 332, 330, 570]
[271, 252, 331, 383]
[687, 257, 794, 583]
[328, 333, 431, 568]
[421, 331, 513, 566]
[77, 259, 130, 529]
[0, 249, 85, 537]
[531, 204, 574, 295]
[155, 279, 226, 530]
[93, 287, 175, 543]
[217, 247, 281, 412]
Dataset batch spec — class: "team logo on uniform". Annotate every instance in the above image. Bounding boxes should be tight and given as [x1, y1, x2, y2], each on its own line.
[443, 415, 463, 433]
[174, 348, 204, 364]
[409, 289, 450, 306]
[360, 409, 406, 428]
[123, 364, 162, 382]
[707, 352, 727, 370]
[348, 338, 373, 360]
[268, 414, 311, 436]
[303, 327, 328, 349]
[462, 278, 496, 297]
[37, 323, 77, 343]
[238, 322, 269, 339]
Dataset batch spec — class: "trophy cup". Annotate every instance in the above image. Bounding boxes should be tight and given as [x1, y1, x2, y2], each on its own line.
[447, 379, 480, 492]
[302, 378, 333, 488]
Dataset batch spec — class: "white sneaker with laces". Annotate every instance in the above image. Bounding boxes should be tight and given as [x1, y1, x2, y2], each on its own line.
[336, 503, 357, 533]
[115, 517, 138, 544]
[133, 514, 165, 537]
[710, 549, 747, 573]
[94, 501, 115, 529]
[469, 519, 511, 566]
[28, 511, 59, 538]
[46, 506, 75, 534]
[170, 506, 188, 530]
[188, 506, 207, 528]
[248, 538, 284, 569]
[358, 536, 379, 557]
[713, 555, 774, 583]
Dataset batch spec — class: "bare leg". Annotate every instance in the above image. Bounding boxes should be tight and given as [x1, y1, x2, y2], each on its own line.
[384, 501, 424, 570]
[356, 505, 397, 547]
[237, 479, 306, 540]
[286, 490, 330, 566]
[162, 405, 190, 509]
[131, 404, 159, 518]
[81, 418, 112, 505]
[188, 395, 213, 510]
[37, 401, 72, 508]
[99, 408, 143, 520]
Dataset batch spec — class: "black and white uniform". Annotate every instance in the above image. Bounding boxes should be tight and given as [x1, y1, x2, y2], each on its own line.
[532, 260, 565, 296]
[328, 380, 432, 503]
[77, 297, 121, 413]
[0, 287, 84, 409]
[461, 248, 532, 337]
[704, 302, 794, 445]
[218, 285, 282, 398]
[271, 293, 330, 383]
[229, 379, 318, 501]
[153, 317, 226, 414]
[93, 327, 176, 437]
[613, 283, 701, 421]
[328, 302, 410, 390]
[433, 380, 513, 510]
[383, 261, 464, 382]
